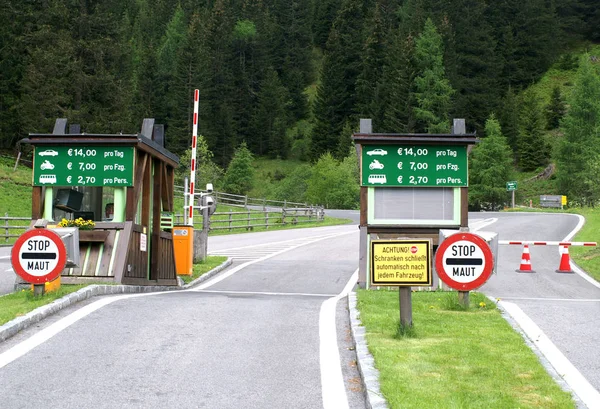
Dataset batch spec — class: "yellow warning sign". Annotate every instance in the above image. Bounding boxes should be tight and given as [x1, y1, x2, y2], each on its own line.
[371, 240, 432, 286]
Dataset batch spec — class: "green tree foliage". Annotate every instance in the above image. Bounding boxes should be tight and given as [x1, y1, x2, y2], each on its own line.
[380, 30, 416, 133]
[305, 152, 359, 208]
[557, 55, 600, 205]
[412, 18, 453, 133]
[468, 115, 514, 210]
[250, 67, 291, 158]
[497, 86, 520, 155]
[443, 0, 501, 133]
[518, 92, 550, 171]
[355, 4, 386, 127]
[272, 164, 313, 202]
[546, 85, 567, 130]
[222, 142, 255, 195]
[311, 0, 365, 160]
[176, 135, 224, 189]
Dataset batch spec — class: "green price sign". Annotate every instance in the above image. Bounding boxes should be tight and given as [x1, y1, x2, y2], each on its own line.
[33, 146, 134, 187]
[506, 181, 517, 191]
[361, 145, 468, 187]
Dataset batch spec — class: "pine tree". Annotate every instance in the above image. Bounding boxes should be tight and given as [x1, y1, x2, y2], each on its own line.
[412, 18, 454, 133]
[518, 92, 550, 171]
[546, 85, 566, 130]
[380, 30, 416, 133]
[250, 67, 291, 158]
[469, 114, 514, 210]
[497, 87, 520, 155]
[310, 0, 365, 159]
[222, 142, 254, 195]
[557, 55, 600, 205]
[444, 0, 501, 133]
[355, 3, 386, 127]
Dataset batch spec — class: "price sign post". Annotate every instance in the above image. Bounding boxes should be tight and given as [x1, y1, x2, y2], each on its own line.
[11, 229, 67, 296]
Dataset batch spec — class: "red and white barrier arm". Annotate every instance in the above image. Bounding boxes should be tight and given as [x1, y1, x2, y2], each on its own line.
[499, 241, 597, 247]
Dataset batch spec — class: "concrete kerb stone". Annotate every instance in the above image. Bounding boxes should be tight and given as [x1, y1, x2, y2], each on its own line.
[486, 295, 587, 409]
[0, 258, 233, 344]
[347, 291, 389, 409]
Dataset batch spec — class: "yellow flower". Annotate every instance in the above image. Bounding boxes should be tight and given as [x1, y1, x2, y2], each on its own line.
[479, 302, 486, 308]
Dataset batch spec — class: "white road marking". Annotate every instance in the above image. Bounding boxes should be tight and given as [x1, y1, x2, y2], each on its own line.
[320, 269, 357, 409]
[500, 301, 600, 409]
[0, 292, 159, 369]
[208, 232, 351, 261]
[2, 224, 358, 409]
[496, 297, 600, 302]
[196, 290, 337, 297]
[470, 217, 498, 231]
[560, 214, 600, 290]
[193, 231, 355, 290]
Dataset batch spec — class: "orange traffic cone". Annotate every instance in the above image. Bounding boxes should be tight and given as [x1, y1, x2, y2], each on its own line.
[556, 245, 573, 273]
[517, 244, 534, 273]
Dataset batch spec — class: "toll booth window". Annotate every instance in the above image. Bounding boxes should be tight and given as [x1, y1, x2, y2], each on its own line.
[371, 187, 458, 224]
[52, 186, 114, 222]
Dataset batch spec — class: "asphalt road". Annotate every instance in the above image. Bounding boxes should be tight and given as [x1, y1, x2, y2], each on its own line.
[1, 211, 599, 408]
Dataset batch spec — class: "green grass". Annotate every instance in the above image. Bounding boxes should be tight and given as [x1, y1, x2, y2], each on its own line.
[356, 290, 576, 409]
[567, 207, 600, 282]
[179, 256, 228, 284]
[0, 285, 86, 326]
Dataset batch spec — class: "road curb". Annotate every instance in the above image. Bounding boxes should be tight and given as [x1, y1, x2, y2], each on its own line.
[487, 295, 588, 409]
[348, 291, 389, 409]
[0, 258, 233, 344]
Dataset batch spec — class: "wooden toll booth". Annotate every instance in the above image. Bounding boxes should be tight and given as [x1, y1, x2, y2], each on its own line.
[21, 118, 179, 286]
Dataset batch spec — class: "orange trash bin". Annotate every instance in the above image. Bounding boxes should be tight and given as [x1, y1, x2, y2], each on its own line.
[173, 226, 193, 276]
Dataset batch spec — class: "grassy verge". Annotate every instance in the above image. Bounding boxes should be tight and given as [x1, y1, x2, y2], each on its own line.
[567, 207, 600, 282]
[0, 285, 86, 326]
[356, 290, 575, 409]
[179, 256, 228, 284]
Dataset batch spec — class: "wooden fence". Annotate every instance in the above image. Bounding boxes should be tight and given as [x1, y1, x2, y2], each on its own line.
[1, 213, 30, 245]
[0, 191, 325, 243]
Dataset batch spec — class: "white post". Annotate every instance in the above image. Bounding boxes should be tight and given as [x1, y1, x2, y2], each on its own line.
[189, 89, 199, 226]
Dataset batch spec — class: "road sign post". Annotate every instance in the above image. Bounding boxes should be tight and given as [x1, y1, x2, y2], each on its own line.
[11, 229, 67, 296]
[435, 232, 494, 307]
[506, 181, 517, 208]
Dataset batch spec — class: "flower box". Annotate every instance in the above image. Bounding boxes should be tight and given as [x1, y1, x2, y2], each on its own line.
[78, 230, 110, 243]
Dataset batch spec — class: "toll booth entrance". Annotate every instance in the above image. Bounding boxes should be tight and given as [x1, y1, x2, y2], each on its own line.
[22, 118, 179, 286]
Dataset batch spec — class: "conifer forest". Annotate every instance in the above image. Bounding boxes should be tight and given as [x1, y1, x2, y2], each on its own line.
[0, 0, 599, 172]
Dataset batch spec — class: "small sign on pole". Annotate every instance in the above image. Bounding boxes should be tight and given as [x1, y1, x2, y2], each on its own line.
[506, 181, 517, 208]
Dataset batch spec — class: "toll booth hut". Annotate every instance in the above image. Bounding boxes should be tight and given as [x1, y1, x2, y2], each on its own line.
[22, 118, 179, 286]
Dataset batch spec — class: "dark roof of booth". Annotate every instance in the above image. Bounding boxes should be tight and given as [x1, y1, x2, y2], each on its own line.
[352, 132, 478, 145]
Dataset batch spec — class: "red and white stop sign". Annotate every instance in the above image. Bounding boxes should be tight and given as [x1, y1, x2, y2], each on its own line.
[435, 232, 493, 291]
[11, 229, 67, 284]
